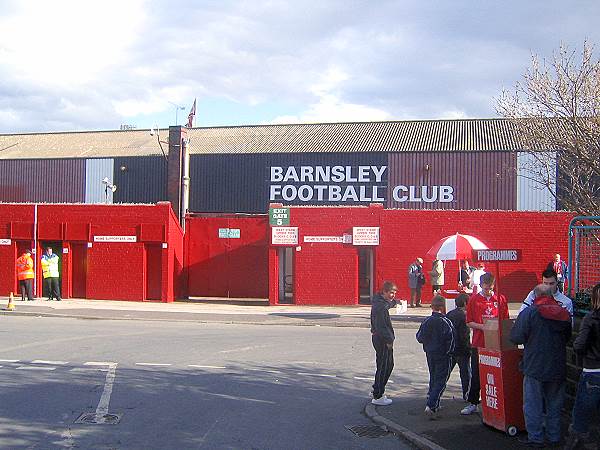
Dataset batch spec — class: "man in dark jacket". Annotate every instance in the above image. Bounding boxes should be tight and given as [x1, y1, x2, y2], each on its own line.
[447, 293, 471, 401]
[370, 281, 398, 406]
[510, 284, 572, 447]
[546, 253, 568, 292]
[565, 282, 600, 449]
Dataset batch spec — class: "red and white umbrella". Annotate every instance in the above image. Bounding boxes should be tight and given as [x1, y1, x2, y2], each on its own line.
[426, 233, 488, 261]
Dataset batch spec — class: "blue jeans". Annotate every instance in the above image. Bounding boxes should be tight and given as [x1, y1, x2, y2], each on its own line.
[571, 372, 600, 436]
[523, 376, 565, 443]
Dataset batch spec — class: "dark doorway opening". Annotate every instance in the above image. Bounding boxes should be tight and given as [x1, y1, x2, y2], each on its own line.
[39, 241, 63, 299]
[278, 247, 294, 304]
[358, 248, 373, 304]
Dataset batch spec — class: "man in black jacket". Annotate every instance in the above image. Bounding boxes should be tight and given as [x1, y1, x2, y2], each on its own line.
[510, 284, 572, 447]
[447, 293, 471, 401]
[370, 281, 398, 406]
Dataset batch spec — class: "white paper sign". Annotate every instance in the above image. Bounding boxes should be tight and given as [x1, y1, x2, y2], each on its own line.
[352, 227, 380, 246]
[0, 239, 11, 245]
[94, 235, 137, 243]
[62, 247, 69, 254]
[303, 236, 343, 243]
[271, 227, 298, 245]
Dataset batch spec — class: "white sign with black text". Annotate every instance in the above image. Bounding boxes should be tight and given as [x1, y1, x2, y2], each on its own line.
[271, 227, 299, 245]
[93, 236, 137, 243]
[352, 227, 380, 246]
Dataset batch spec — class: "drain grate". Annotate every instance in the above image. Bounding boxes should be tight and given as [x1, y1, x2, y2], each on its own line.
[345, 424, 388, 438]
[74, 412, 122, 425]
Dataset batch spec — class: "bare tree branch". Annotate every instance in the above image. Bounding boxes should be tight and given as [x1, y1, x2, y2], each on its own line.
[497, 41, 600, 217]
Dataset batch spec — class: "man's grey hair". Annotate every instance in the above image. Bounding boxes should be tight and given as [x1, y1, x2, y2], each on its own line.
[534, 284, 553, 298]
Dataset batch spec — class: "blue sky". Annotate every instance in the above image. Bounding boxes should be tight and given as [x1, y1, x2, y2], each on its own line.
[1, 0, 599, 133]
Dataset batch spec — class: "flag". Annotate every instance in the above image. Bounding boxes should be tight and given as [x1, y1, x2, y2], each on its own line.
[186, 98, 196, 128]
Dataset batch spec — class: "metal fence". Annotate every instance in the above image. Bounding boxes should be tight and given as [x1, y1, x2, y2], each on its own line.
[568, 216, 600, 316]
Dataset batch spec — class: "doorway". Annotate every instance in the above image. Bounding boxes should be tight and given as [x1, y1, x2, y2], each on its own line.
[39, 241, 63, 299]
[278, 247, 294, 304]
[71, 243, 88, 299]
[358, 248, 374, 304]
[145, 244, 162, 301]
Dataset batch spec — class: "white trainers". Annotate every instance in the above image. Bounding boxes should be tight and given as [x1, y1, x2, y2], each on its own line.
[460, 403, 478, 415]
[424, 406, 438, 419]
[371, 395, 393, 406]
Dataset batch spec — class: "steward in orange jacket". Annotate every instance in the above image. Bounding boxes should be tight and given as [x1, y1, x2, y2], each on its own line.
[16, 250, 34, 300]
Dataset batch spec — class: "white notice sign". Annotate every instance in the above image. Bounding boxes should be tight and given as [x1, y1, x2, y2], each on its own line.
[303, 236, 343, 243]
[352, 227, 380, 246]
[94, 235, 137, 243]
[271, 227, 298, 245]
[0, 239, 11, 245]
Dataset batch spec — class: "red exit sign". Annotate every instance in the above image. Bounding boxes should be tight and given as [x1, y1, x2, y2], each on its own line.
[473, 249, 522, 262]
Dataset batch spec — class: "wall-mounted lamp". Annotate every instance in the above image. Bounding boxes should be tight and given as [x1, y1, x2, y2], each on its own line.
[120, 165, 127, 172]
[150, 127, 169, 162]
[101, 177, 117, 203]
[424, 163, 431, 171]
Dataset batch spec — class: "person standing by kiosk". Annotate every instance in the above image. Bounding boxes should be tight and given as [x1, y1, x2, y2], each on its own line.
[41, 247, 61, 301]
[408, 258, 425, 307]
[461, 272, 509, 415]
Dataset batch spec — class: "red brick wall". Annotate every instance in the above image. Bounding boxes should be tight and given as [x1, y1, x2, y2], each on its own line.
[268, 206, 573, 305]
[185, 215, 269, 298]
[0, 203, 183, 302]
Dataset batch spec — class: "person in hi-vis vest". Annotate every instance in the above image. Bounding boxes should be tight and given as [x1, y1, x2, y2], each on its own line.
[41, 247, 61, 301]
[16, 249, 34, 301]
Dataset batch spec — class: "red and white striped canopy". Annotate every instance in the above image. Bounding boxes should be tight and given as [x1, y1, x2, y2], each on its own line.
[426, 233, 489, 261]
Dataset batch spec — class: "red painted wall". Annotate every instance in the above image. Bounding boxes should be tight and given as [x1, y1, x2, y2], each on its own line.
[0, 203, 183, 302]
[267, 206, 573, 305]
[185, 215, 269, 298]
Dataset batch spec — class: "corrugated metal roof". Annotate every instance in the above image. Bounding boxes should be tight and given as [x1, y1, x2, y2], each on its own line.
[0, 119, 528, 159]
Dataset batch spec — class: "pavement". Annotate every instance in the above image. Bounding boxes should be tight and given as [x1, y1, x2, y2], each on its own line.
[5, 297, 597, 449]
[367, 382, 599, 450]
[0, 297, 447, 328]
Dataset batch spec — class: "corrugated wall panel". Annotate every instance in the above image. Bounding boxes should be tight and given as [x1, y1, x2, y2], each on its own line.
[387, 152, 517, 210]
[112, 156, 167, 204]
[0, 159, 85, 203]
[517, 152, 556, 211]
[85, 158, 114, 203]
[190, 153, 388, 213]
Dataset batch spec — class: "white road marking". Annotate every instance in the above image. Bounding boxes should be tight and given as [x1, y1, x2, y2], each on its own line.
[353, 376, 373, 381]
[95, 363, 118, 424]
[248, 368, 282, 374]
[135, 363, 172, 367]
[70, 368, 109, 372]
[188, 365, 226, 369]
[32, 360, 68, 365]
[296, 372, 337, 378]
[0, 359, 19, 363]
[16, 366, 55, 371]
[219, 344, 270, 354]
[85, 361, 116, 366]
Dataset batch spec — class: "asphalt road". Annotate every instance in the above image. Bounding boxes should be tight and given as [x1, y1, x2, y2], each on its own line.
[0, 316, 422, 449]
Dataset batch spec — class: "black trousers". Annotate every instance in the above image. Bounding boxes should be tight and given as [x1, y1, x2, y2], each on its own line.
[466, 348, 481, 405]
[372, 334, 394, 399]
[410, 287, 422, 306]
[426, 353, 452, 410]
[19, 279, 33, 301]
[451, 353, 471, 400]
[45, 277, 61, 300]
